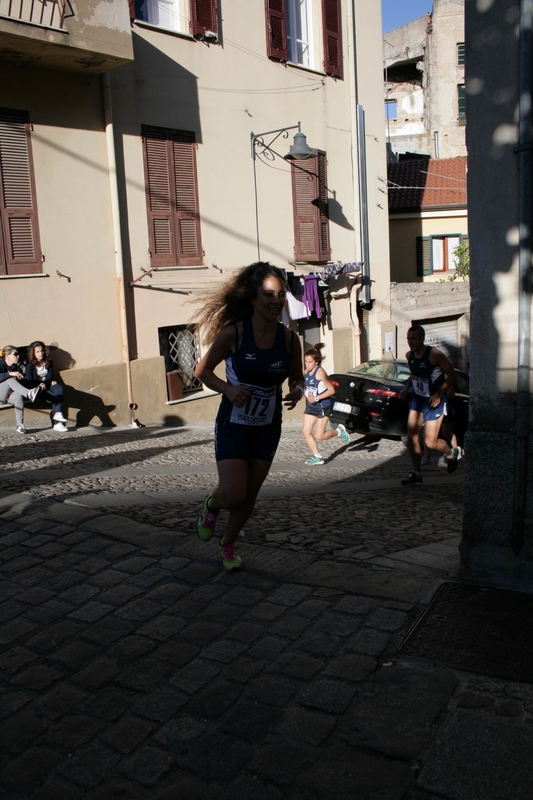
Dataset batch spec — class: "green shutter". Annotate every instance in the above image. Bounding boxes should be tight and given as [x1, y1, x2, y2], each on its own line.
[417, 236, 432, 276]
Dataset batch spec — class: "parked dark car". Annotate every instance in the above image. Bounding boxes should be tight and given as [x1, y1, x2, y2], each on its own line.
[329, 360, 469, 444]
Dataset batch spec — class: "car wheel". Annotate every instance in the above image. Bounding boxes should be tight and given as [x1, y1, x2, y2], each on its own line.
[401, 434, 409, 446]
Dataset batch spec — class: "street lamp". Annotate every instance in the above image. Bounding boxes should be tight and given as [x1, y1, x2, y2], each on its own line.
[251, 122, 313, 260]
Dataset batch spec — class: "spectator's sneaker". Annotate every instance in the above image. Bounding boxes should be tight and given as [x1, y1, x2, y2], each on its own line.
[401, 472, 423, 486]
[16, 425, 27, 434]
[337, 423, 350, 445]
[196, 493, 220, 542]
[447, 447, 461, 474]
[305, 455, 324, 466]
[53, 422, 68, 432]
[219, 538, 242, 572]
[421, 454, 431, 467]
[27, 386, 41, 403]
[53, 412, 67, 423]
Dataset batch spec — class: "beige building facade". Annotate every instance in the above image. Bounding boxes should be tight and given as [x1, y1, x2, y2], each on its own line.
[384, 0, 466, 160]
[0, 0, 391, 427]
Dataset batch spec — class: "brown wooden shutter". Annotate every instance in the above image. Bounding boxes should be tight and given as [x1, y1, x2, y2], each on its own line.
[317, 151, 330, 261]
[129, 0, 136, 21]
[266, 0, 288, 61]
[292, 150, 331, 263]
[142, 126, 202, 268]
[322, 0, 343, 79]
[191, 0, 218, 37]
[171, 132, 203, 266]
[0, 109, 42, 276]
[142, 126, 177, 268]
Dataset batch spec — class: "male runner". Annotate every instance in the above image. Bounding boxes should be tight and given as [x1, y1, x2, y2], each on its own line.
[400, 325, 461, 485]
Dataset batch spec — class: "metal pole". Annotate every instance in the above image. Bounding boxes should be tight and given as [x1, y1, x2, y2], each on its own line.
[512, 0, 533, 555]
[357, 104, 372, 310]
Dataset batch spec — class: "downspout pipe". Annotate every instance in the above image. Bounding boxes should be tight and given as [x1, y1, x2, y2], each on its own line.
[350, 0, 373, 319]
[102, 71, 138, 427]
[512, 0, 533, 555]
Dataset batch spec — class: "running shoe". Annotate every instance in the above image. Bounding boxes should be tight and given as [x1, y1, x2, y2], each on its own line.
[219, 538, 243, 571]
[53, 422, 68, 432]
[421, 454, 431, 467]
[401, 472, 423, 486]
[53, 412, 67, 423]
[305, 455, 324, 466]
[196, 493, 220, 541]
[446, 447, 460, 474]
[16, 425, 27, 435]
[337, 424, 350, 445]
[27, 386, 41, 403]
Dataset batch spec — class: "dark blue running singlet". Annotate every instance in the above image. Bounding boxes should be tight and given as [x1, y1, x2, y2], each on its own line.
[217, 318, 292, 428]
[305, 366, 331, 410]
[408, 346, 445, 398]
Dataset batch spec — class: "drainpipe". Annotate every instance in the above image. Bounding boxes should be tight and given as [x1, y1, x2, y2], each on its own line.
[512, 0, 533, 555]
[349, 0, 373, 372]
[102, 71, 139, 427]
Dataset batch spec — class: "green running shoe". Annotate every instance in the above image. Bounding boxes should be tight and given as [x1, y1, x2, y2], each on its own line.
[197, 494, 220, 541]
[305, 455, 324, 466]
[337, 423, 350, 445]
[401, 472, 423, 486]
[219, 538, 243, 571]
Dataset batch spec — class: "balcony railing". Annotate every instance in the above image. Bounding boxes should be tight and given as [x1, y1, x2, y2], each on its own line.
[0, 0, 74, 30]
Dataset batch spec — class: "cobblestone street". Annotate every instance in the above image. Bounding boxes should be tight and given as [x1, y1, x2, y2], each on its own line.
[1, 422, 530, 800]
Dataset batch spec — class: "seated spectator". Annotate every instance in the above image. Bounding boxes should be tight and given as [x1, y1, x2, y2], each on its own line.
[25, 341, 68, 432]
[0, 345, 42, 434]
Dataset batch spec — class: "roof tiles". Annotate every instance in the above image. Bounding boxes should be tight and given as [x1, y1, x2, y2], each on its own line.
[388, 156, 467, 210]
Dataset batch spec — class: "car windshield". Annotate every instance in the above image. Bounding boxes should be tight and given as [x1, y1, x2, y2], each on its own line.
[348, 361, 407, 381]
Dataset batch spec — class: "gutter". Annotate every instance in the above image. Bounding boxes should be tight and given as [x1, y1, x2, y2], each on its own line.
[102, 72, 140, 427]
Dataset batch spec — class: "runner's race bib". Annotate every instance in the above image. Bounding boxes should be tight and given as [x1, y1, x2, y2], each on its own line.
[230, 384, 276, 426]
[413, 377, 430, 397]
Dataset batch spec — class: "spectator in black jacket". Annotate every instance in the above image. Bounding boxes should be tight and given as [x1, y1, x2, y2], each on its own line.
[25, 341, 68, 432]
[0, 346, 42, 434]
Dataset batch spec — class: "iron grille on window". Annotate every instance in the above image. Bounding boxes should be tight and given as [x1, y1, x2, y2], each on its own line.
[159, 325, 202, 393]
[457, 42, 465, 66]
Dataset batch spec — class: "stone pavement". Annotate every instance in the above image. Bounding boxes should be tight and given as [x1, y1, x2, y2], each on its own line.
[0, 423, 531, 799]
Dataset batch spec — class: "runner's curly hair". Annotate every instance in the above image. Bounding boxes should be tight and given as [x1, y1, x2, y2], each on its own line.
[193, 262, 287, 344]
[304, 343, 326, 365]
[27, 341, 50, 366]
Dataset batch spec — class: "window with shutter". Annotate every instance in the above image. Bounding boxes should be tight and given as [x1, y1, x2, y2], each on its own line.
[322, 0, 342, 78]
[142, 126, 203, 268]
[416, 236, 432, 276]
[266, 1, 342, 78]
[191, 0, 218, 37]
[0, 109, 42, 276]
[266, 0, 288, 61]
[292, 149, 330, 263]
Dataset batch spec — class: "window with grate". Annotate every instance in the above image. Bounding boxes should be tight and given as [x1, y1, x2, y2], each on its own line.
[159, 325, 203, 394]
[457, 42, 465, 66]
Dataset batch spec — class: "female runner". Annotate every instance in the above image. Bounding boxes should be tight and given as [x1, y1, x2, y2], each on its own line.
[194, 262, 304, 571]
[302, 344, 350, 465]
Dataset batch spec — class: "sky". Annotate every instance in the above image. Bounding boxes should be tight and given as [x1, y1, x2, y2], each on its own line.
[382, 0, 432, 33]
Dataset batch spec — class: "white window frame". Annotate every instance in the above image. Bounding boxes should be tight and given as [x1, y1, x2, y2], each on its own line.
[137, 0, 186, 34]
[287, 0, 314, 69]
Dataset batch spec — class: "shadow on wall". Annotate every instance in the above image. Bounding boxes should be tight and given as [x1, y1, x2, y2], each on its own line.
[47, 345, 116, 428]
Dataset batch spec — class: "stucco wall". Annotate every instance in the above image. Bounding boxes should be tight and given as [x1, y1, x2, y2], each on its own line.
[389, 211, 468, 282]
[0, 67, 124, 374]
[462, 0, 532, 582]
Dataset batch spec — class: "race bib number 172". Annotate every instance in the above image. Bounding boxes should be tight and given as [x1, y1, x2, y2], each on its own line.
[230, 384, 276, 426]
